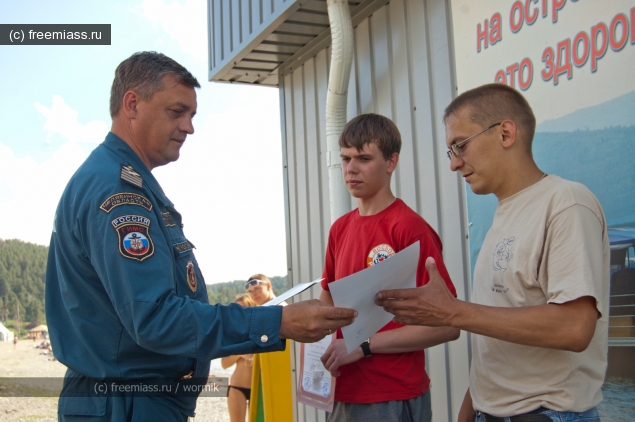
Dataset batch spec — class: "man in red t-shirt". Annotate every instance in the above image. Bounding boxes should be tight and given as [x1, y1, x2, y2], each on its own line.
[319, 113, 460, 421]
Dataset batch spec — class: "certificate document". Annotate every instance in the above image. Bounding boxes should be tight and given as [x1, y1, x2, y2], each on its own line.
[296, 335, 335, 412]
[329, 241, 420, 353]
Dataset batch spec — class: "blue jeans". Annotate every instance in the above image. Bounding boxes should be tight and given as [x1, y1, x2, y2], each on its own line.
[476, 407, 600, 422]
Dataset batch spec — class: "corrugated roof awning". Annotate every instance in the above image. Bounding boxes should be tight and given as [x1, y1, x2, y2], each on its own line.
[208, 0, 388, 86]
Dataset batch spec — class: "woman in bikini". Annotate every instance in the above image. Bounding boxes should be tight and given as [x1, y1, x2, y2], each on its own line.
[222, 294, 257, 422]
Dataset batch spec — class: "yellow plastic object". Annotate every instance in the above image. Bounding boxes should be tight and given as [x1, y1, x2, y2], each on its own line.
[249, 355, 265, 422]
[248, 348, 293, 422]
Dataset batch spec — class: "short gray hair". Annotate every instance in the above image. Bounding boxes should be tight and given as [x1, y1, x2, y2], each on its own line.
[109, 51, 200, 118]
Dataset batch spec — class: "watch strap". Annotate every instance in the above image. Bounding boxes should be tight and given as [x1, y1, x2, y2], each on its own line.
[360, 339, 372, 357]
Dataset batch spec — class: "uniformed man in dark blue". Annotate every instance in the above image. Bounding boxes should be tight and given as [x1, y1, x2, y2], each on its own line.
[46, 51, 357, 421]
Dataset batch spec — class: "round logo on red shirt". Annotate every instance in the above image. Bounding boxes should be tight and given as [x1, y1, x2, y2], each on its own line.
[367, 244, 395, 267]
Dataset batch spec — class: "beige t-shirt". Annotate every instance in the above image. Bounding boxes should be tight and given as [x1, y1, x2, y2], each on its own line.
[470, 175, 609, 416]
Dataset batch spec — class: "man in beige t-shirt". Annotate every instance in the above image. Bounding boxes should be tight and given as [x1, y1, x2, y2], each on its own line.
[376, 83, 609, 422]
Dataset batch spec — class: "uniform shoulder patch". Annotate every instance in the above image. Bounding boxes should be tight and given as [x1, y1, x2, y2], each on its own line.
[120, 165, 143, 188]
[111, 214, 155, 261]
[100, 192, 153, 213]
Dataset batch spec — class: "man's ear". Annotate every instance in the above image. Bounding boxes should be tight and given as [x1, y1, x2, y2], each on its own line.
[121, 91, 140, 119]
[500, 120, 517, 150]
[386, 153, 399, 174]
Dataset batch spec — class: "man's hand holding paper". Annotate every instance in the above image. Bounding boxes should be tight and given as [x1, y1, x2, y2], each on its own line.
[328, 241, 420, 353]
[375, 257, 460, 327]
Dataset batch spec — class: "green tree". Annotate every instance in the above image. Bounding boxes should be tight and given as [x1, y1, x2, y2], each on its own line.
[0, 239, 48, 326]
[0, 277, 8, 297]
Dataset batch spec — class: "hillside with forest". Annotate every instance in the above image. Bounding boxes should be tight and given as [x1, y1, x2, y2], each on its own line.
[0, 239, 48, 334]
[0, 237, 287, 334]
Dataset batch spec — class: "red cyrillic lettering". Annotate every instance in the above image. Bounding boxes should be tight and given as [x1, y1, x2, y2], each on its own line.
[519, 58, 533, 90]
[553, 39, 572, 85]
[510, 2, 524, 33]
[542, 0, 548, 18]
[609, 13, 628, 51]
[591, 22, 608, 73]
[541, 47, 554, 81]
[525, 0, 538, 25]
[477, 19, 488, 52]
[552, 0, 566, 23]
[506, 62, 520, 88]
[490, 13, 503, 45]
[495, 70, 506, 84]
[572, 31, 589, 67]
[631, 7, 635, 44]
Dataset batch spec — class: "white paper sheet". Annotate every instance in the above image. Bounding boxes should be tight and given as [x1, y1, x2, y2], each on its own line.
[261, 278, 323, 306]
[329, 241, 420, 353]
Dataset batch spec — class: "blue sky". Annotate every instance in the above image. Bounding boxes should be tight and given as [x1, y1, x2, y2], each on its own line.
[0, 0, 289, 284]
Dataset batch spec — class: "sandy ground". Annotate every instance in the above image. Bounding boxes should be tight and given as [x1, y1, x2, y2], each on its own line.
[0, 339, 232, 421]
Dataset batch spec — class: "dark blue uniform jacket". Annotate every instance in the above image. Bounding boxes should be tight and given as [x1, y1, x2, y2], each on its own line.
[46, 133, 284, 418]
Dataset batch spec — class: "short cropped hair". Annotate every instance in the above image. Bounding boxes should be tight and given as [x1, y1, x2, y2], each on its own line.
[443, 83, 536, 153]
[247, 274, 270, 284]
[235, 293, 258, 307]
[110, 51, 200, 118]
[339, 113, 401, 160]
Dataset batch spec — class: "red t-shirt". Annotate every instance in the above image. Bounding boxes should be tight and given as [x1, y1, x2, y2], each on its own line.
[321, 199, 456, 403]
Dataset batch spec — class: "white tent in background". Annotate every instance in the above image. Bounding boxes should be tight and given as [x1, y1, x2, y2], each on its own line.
[0, 321, 14, 342]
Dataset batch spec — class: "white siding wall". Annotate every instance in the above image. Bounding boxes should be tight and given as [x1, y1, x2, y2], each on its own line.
[279, 1, 472, 421]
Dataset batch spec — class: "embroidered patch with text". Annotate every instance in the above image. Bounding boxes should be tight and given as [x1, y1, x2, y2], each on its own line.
[162, 212, 176, 227]
[100, 192, 153, 213]
[174, 240, 195, 254]
[111, 215, 155, 261]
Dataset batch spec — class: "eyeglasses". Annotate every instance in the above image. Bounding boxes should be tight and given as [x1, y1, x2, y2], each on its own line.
[244, 279, 265, 291]
[446, 122, 501, 160]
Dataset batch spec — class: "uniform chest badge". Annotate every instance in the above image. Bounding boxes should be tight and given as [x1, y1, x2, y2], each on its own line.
[111, 215, 155, 261]
[162, 212, 176, 227]
[186, 261, 197, 292]
[367, 244, 396, 267]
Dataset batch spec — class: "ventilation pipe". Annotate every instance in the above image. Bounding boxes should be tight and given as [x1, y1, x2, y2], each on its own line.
[326, 0, 354, 223]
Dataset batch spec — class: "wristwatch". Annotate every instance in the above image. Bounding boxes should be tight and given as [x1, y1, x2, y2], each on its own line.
[360, 338, 372, 357]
